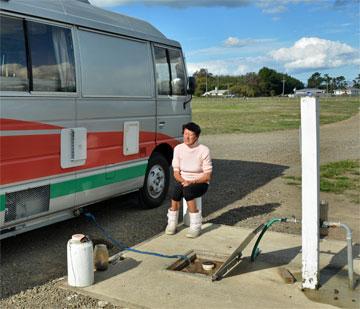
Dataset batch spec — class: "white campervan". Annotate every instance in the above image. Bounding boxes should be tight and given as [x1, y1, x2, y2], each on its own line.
[0, 0, 195, 238]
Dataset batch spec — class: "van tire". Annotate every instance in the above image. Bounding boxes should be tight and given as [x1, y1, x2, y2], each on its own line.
[139, 153, 170, 208]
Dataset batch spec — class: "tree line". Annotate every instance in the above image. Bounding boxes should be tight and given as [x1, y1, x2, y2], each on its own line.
[307, 72, 360, 92]
[192, 67, 360, 97]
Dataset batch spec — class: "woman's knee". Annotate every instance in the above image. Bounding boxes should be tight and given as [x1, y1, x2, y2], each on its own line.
[183, 183, 208, 200]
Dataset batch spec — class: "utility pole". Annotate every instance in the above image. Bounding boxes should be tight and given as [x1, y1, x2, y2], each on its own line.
[326, 79, 329, 95]
[282, 77, 285, 96]
[205, 69, 208, 93]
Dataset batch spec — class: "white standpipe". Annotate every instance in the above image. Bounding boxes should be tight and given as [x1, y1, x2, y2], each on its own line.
[301, 96, 320, 289]
[183, 197, 202, 226]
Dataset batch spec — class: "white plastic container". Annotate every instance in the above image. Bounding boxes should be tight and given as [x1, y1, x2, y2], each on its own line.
[183, 197, 202, 226]
[67, 234, 94, 287]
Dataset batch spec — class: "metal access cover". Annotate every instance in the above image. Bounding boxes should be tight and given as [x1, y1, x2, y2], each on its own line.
[212, 224, 265, 281]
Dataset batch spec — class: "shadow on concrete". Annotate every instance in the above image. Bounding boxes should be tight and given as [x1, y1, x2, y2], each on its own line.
[208, 203, 280, 226]
[319, 243, 360, 287]
[0, 159, 287, 298]
[225, 246, 302, 279]
[94, 258, 141, 284]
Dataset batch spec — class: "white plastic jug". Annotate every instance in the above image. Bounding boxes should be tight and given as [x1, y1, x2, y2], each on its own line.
[67, 234, 94, 287]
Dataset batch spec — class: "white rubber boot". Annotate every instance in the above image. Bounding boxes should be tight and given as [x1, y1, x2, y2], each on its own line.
[186, 212, 202, 238]
[165, 209, 179, 235]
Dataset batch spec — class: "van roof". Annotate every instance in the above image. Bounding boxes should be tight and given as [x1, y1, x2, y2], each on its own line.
[0, 0, 181, 47]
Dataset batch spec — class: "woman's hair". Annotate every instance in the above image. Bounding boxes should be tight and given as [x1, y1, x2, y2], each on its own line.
[182, 122, 201, 137]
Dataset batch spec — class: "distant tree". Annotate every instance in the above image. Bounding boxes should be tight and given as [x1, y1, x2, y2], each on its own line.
[322, 74, 332, 93]
[258, 67, 282, 96]
[283, 74, 304, 94]
[192, 67, 304, 97]
[193, 68, 214, 96]
[352, 74, 360, 88]
[307, 72, 323, 88]
[193, 68, 212, 78]
[244, 72, 261, 96]
[230, 84, 256, 97]
[333, 76, 347, 89]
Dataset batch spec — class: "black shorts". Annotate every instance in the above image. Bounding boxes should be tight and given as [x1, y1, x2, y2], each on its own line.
[171, 181, 209, 201]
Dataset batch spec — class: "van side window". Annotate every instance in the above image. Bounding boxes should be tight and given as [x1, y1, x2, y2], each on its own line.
[78, 30, 153, 97]
[0, 16, 29, 91]
[154, 47, 171, 95]
[27, 21, 76, 92]
[169, 49, 186, 96]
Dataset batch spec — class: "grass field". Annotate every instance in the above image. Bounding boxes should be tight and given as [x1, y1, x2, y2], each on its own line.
[192, 96, 360, 135]
[283, 160, 360, 203]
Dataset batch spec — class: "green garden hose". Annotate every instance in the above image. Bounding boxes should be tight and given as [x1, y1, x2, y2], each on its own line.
[250, 218, 287, 262]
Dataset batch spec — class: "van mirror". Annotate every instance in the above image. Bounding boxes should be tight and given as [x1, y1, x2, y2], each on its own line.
[187, 76, 196, 95]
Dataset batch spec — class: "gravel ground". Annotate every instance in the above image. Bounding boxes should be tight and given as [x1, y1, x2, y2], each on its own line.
[0, 113, 359, 308]
[2, 279, 122, 309]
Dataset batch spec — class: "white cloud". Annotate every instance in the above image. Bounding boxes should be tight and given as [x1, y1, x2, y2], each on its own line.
[224, 37, 241, 47]
[187, 37, 278, 60]
[270, 37, 359, 71]
[187, 61, 249, 76]
[259, 4, 287, 14]
[186, 56, 271, 75]
[223, 37, 275, 47]
[256, 0, 318, 14]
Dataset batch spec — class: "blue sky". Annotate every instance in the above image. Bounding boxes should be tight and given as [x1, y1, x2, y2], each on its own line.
[90, 0, 359, 83]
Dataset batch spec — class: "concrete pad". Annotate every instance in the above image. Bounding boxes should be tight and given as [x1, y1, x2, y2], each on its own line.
[62, 224, 360, 308]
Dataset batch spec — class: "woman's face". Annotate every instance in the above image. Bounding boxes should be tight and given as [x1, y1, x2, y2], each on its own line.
[183, 128, 198, 146]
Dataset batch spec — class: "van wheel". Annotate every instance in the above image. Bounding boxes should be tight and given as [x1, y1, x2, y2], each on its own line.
[139, 153, 170, 208]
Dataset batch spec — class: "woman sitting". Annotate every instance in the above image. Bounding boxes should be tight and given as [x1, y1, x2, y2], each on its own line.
[165, 122, 212, 238]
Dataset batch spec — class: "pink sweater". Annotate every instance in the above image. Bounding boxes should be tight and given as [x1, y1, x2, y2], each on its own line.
[172, 142, 212, 181]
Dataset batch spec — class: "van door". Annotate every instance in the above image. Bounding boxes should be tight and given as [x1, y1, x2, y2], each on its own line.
[153, 46, 191, 146]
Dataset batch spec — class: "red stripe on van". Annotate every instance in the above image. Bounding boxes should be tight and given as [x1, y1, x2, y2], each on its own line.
[0, 131, 178, 185]
[0, 118, 63, 131]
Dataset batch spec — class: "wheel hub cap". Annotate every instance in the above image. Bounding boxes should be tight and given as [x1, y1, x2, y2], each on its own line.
[147, 164, 165, 199]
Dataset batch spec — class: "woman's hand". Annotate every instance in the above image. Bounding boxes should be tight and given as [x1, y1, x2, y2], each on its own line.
[181, 180, 192, 187]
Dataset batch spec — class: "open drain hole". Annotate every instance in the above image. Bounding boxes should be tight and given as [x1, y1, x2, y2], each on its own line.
[167, 250, 227, 276]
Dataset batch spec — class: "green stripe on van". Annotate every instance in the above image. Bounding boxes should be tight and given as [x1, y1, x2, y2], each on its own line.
[50, 163, 147, 199]
[0, 195, 5, 211]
